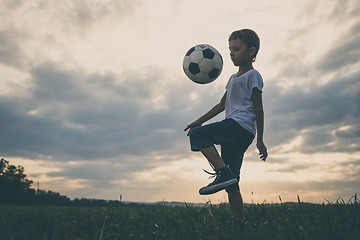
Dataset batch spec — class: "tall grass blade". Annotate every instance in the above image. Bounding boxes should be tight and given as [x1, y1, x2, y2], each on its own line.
[99, 216, 107, 240]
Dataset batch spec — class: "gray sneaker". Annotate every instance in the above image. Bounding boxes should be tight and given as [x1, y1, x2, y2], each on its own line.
[199, 166, 238, 195]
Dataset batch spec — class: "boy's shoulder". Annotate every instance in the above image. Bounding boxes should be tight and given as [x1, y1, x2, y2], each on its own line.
[248, 69, 262, 77]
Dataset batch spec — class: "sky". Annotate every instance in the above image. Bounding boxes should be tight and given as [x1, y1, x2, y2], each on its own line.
[0, 0, 359, 204]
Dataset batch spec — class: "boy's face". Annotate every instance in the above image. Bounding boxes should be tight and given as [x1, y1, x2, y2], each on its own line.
[229, 38, 254, 66]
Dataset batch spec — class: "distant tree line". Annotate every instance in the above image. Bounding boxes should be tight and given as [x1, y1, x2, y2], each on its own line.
[0, 158, 133, 206]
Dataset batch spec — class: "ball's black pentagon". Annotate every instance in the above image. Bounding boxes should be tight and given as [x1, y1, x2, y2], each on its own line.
[186, 47, 195, 56]
[202, 48, 215, 59]
[189, 62, 200, 75]
[208, 68, 220, 80]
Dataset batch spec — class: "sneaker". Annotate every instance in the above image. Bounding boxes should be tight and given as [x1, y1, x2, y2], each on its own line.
[199, 166, 238, 195]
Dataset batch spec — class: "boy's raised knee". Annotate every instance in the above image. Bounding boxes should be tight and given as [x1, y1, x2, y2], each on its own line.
[188, 126, 201, 140]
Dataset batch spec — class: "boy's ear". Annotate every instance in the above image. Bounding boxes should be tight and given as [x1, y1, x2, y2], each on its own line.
[249, 47, 257, 56]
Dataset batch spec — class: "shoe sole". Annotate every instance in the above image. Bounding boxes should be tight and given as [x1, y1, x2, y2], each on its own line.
[199, 178, 238, 195]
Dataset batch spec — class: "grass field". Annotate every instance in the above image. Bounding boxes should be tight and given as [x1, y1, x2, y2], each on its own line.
[0, 200, 359, 240]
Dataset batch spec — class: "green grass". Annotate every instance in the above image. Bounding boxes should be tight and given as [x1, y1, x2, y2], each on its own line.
[0, 201, 359, 240]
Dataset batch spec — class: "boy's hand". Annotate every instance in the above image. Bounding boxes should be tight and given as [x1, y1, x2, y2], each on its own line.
[257, 140, 268, 161]
[184, 120, 202, 136]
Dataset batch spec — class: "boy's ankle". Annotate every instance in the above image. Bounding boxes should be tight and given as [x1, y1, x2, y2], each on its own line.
[215, 166, 227, 171]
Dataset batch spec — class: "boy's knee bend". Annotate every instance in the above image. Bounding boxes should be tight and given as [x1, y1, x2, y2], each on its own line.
[188, 128, 195, 139]
[189, 126, 202, 140]
[189, 126, 215, 151]
[189, 127, 204, 152]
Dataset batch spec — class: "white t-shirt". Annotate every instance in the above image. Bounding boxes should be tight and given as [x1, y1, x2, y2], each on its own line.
[225, 69, 263, 136]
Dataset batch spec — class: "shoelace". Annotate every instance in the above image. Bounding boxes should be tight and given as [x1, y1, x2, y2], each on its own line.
[203, 169, 217, 179]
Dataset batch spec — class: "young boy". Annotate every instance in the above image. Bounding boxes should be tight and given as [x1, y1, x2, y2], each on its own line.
[184, 29, 268, 224]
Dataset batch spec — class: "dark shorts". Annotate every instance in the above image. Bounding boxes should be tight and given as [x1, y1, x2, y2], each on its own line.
[189, 118, 254, 190]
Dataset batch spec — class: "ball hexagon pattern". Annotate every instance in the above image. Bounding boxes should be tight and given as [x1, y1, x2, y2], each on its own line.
[183, 44, 223, 84]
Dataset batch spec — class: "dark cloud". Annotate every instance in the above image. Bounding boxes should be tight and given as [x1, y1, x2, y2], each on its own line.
[336, 125, 360, 139]
[0, 56, 224, 193]
[262, 0, 360, 156]
[264, 70, 360, 154]
[316, 22, 360, 71]
[0, 61, 218, 162]
[0, 30, 28, 68]
[31, 63, 87, 102]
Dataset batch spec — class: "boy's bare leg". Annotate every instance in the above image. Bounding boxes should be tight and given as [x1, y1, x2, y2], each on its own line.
[200, 146, 226, 170]
[228, 188, 245, 223]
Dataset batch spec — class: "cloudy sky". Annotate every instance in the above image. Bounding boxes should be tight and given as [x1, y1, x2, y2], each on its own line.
[1, 0, 359, 204]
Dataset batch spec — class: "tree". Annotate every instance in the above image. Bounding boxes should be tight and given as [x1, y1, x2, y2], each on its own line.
[1, 158, 123, 206]
[0, 158, 35, 203]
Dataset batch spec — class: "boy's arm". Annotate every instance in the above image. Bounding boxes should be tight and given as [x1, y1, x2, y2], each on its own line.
[184, 92, 227, 135]
[252, 88, 268, 161]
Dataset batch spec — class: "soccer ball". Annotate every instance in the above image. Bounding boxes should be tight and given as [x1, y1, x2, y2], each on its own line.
[183, 44, 223, 84]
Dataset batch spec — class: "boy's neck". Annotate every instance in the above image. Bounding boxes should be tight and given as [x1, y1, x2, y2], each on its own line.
[235, 62, 253, 77]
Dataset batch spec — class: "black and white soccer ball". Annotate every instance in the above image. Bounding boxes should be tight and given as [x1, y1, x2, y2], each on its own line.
[183, 44, 223, 84]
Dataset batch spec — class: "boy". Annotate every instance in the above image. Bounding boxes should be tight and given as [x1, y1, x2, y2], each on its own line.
[184, 29, 268, 224]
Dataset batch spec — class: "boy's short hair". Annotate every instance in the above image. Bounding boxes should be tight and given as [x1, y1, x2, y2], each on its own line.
[229, 29, 260, 62]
